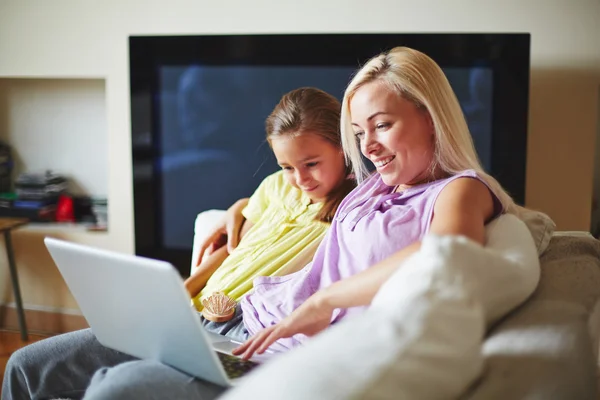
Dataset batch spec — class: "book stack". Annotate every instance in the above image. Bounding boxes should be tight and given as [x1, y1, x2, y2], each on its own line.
[0, 171, 67, 221]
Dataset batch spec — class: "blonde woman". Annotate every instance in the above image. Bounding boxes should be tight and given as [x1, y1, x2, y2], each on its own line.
[234, 47, 520, 357]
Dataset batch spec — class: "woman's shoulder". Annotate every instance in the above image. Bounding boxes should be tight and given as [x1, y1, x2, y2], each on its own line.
[433, 170, 500, 221]
[437, 173, 492, 200]
[427, 169, 480, 191]
[431, 170, 493, 203]
[445, 169, 478, 181]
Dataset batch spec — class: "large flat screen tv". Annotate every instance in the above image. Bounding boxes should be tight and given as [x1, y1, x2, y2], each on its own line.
[129, 33, 530, 275]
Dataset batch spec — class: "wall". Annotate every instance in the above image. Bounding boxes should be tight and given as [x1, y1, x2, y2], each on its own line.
[0, 78, 107, 196]
[0, 78, 108, 316]
[0, 0, 599, 312]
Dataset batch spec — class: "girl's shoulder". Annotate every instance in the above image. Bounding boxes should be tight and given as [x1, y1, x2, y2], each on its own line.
[260, 170, 285, 187]
[258, 170, 290, 196]
[261, 170, 312, 208]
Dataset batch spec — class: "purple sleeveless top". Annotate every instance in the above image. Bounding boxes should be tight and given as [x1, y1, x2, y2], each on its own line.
[240, 170, 501, 351]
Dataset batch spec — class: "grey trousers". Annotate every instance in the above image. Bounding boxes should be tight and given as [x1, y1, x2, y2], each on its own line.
[2, 308, 248, 400]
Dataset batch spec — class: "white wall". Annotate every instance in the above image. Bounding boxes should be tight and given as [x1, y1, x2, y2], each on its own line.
[0, 0, 599, 310]
[0, 78, 107, 197]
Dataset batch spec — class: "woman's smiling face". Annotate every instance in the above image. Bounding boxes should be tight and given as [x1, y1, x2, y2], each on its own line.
[350, 80, 436, 188]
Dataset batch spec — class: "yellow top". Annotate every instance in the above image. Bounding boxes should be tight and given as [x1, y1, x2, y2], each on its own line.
[193, 171, 329, 310]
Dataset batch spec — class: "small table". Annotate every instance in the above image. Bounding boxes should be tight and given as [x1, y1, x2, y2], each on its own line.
[0, 218, 29, 340]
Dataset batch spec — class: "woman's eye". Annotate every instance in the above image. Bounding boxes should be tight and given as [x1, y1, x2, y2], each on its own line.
[376, 123, 389, 130]
[281, 166, 293, 171]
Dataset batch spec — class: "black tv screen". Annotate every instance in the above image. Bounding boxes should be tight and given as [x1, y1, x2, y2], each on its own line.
[130, 33, 530, 275]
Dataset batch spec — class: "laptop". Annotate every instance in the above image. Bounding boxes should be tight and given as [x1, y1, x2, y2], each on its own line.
[44, 237, 273, 387]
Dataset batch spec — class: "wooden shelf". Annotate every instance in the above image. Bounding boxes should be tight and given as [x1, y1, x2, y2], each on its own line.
[22, 222, 108, 234]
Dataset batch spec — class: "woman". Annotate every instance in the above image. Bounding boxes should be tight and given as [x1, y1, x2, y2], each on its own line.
[3, 47, 517, 400]
[233, 46, 512, 358]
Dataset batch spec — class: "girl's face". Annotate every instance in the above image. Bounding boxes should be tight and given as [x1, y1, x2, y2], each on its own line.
[350, 80, 435, 188]
[271, 132, 346, 203]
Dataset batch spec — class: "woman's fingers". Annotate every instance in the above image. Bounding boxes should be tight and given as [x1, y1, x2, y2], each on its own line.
[225, 198, 248, 253]
[232, 327, 276, 360]
[195, 243, 209, 267]
[226, 213, 244, 253]
[231, 342, 248, 356]
[241, 332, 269, 360]
[195, 238, 214, 266]
[255, 329, 281, 355]
[231, 330, 265, 355]
[242, 327, 285, 360]
[195, 229, 224, 266]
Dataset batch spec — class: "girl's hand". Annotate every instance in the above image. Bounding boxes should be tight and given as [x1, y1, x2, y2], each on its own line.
[195, 199, 249, 267]
[232, 293, 334, 360]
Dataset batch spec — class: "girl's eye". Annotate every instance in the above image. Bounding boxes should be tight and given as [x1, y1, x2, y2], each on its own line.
[306, 162, 319, 168]
[376, 122, 389, 130]
[354, 131, 365, 139]
[281, 166, 293, 171]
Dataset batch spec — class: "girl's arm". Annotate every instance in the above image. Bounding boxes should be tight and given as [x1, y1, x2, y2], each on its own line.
[188, 199, 254, 297]
[234, 177, 495, 359]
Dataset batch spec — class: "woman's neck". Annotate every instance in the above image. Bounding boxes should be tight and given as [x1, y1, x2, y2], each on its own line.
[393, 166, 448, 193]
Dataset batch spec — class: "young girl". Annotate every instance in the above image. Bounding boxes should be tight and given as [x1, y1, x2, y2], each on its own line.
[184, 87, 355, 311]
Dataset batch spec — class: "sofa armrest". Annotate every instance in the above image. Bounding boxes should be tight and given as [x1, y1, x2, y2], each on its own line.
[190, 209, 226, 275]
[553, 231, 595, 238]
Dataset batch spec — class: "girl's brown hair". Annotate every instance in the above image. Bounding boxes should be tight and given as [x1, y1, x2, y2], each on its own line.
[266, 87, 355, 223]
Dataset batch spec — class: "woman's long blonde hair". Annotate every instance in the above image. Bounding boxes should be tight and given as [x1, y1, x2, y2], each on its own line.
[340, 46, 515, 212]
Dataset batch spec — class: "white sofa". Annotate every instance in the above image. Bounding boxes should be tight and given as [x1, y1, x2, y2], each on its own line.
[192, 210, 600, 399]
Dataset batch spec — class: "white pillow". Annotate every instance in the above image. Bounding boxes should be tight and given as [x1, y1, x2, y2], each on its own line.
[221, 214, 540, 400]
[513, 206, 556, 256]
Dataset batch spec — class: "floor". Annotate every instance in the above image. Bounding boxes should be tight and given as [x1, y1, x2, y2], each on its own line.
[0, 329, 49, 397]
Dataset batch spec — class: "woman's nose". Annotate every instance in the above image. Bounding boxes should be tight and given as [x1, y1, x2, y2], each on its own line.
[361, 130, 379, 155]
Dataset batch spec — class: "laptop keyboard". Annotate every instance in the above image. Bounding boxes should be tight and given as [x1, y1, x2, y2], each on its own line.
[216, 352, 260, 379]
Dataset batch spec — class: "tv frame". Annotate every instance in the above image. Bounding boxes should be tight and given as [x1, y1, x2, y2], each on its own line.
[129, 33, 530, 275]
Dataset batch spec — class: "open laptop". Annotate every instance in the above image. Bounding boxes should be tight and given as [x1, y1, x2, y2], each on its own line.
[44, 237, 273, 387]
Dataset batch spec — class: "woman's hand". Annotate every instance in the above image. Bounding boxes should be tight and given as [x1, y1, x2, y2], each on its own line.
[232, 293, 334, 360]
[195, 198, 249, 267]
